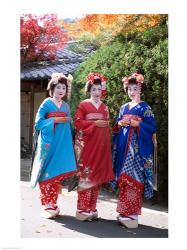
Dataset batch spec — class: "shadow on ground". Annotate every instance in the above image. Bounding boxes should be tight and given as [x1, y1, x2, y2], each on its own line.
[54, 215, 168, 238]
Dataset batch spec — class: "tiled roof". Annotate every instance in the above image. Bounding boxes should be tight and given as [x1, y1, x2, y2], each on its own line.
[21, 45, 93, 80]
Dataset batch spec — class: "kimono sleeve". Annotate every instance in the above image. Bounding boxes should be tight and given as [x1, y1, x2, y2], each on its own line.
[35, 101, 55, 137]
[139, 105, 157, 157]
[105, 105, 110, 120]
[113, 105, 126, 125]
[65, 103, 72, 125]
[112, 105, 125, 133]
[66, 103, 71, 118]
[74, 103, 96, 135]
[117, 105, 125, 122]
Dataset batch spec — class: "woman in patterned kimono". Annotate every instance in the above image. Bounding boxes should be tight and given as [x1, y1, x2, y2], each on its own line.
[112, 72, 157, 228]
[74, 73, 114, 221]
[30, 73, 77, 219]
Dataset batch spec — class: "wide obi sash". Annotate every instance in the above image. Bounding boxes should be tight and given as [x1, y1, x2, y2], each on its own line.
[85, 112, 105, 120]
[122, 114, 142, 122]
[46, 111, 67, 118]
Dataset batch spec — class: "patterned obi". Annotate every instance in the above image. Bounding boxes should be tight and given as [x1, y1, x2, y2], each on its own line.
[122, 114, 142, 122]
[85, 113, 105, 120]
[46, 111, 67, 118]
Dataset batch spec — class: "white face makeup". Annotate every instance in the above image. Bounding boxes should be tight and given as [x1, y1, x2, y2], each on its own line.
[53, 83, 67, 100]
[90, 84, 102, 102]
[127, 84, 141, 102]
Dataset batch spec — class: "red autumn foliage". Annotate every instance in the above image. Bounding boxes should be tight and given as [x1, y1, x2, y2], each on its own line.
[20, 14, 68, 63]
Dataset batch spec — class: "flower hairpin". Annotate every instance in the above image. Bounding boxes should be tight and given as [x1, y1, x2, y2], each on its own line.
[122, 73, 144, 89]
[85, 72, 108, 97]
[48, 72, 73, 100]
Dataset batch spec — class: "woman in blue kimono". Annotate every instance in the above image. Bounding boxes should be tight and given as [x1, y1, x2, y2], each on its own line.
[30, 73, 77, 219]
[112, 72, 157, 228]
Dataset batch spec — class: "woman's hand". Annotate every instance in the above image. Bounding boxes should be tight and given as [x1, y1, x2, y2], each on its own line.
[54, 117, 71, 123]
[118, 119, 140, 127]
[118, 119, 130, 127]
[94, 120, 109, 127]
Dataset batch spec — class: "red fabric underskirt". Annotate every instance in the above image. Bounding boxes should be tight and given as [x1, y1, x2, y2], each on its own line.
[117, 173, 144, 216]
[77, 185, 100, 212]
[39, 171, 76, 206]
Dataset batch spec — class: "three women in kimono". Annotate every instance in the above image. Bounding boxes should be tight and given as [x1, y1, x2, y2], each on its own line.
[112, 72, 157, 228]
[30, 73, 77, 219]
[31, 71, 157, 228]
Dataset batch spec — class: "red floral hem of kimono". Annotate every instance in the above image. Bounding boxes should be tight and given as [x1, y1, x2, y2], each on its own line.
[39, 170, 76, 185]
[39, 171, 76, 206]
[117, 173, 144, 216]
[77, 186, 99, 212]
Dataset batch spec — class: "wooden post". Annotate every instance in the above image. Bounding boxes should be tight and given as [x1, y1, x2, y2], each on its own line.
[29, 82, 35, 149]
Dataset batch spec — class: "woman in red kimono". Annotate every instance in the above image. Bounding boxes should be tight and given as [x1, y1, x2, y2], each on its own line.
[74, 73, 114, 221]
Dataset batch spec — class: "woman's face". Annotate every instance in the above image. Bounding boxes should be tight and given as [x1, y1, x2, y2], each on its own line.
[127, 84, 141, 101]
[53, 83, 67, 99]
[90, 84, 102, 101]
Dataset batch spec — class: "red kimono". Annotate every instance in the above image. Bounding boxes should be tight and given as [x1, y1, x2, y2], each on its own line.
[74, 100, 114, 187]
[74, 100, 114, 212]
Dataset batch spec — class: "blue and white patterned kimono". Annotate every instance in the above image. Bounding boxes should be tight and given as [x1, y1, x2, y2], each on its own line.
[112, 101, 157, 199]
[30, 98, 77, 188]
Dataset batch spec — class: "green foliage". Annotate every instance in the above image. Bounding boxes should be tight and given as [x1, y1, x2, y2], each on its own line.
[68, 42, 88, 54]
[71, 22, 168, 200]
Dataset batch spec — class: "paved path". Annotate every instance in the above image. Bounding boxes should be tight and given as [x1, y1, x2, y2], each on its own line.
[21, 181, 168, 238]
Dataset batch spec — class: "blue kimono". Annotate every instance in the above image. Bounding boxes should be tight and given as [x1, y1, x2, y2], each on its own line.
[112, 101, 157, 199]
[30, 98, 77, 188]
